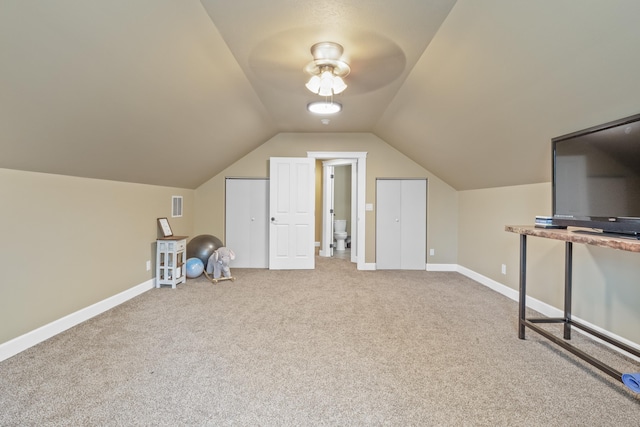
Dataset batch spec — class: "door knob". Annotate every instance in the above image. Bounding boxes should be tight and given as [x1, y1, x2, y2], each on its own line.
[395, 218, 399, 222]
[271, 217, 275, 221]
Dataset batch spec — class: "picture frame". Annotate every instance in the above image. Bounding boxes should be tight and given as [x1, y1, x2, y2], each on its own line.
[157, 217, 173, 237]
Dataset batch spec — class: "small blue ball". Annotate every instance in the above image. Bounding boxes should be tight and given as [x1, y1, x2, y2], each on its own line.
[185, 257, 204, 278]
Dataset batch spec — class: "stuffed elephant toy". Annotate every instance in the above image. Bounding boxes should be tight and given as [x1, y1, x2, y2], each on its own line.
[206, 247, 235, 279]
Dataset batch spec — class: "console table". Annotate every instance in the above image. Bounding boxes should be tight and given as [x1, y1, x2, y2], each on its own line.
[505, 225, 640, 384]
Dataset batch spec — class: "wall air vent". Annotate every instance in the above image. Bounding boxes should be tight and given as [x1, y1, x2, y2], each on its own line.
[172, 196, 183, 218]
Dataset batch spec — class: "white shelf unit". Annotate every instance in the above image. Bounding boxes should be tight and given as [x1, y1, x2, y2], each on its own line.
[156, 236, 187, 289]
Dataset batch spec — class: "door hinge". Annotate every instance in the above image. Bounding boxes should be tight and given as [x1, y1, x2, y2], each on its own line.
[330, 209, 334, 214]
[331, 174, 334, 178]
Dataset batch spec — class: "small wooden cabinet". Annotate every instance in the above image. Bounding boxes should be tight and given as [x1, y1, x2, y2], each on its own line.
[156, 236, 187, 289]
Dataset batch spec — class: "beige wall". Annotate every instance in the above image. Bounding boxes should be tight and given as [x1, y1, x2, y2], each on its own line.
[458, 183, 640, 345]
[4, 148, 639, 351]
[0, 168, 194, 344]
[194, 132, 458, 265]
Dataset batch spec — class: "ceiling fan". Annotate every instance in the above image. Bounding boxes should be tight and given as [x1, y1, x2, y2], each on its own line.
[303, 42, 351, 96]
[247, 28, 406, 96]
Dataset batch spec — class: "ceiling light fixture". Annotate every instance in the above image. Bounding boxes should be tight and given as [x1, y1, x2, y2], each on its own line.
[304, 42, 350, 96]
[307, 101, 342, 114]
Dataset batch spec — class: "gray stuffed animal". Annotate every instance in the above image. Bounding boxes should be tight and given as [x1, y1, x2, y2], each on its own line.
[206, 247, 235, 279]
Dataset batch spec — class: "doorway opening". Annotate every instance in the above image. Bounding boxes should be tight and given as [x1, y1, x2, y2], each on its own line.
[321, 159, 356, 262]
[307, 151, 367, 270]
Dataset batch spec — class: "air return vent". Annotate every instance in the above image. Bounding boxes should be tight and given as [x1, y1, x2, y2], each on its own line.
[172, 196, 183, 218]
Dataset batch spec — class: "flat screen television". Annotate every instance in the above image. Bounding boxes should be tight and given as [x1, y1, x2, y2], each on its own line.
[552, 113, 640, 238]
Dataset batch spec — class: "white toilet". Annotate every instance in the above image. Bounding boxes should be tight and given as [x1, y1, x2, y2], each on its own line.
[333, 219, 348, 251]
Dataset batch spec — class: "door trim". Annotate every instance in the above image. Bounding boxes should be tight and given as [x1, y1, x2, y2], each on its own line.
[320, 159, 357, 262]
[308, 151, 367, 270]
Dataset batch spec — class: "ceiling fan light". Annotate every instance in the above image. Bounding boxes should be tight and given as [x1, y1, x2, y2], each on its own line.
[318, 86, 333, 96]
[332, 76, 347, 94]
[305, 75, 321, 93]
[318, 86, 333, 97]
[307, 101, 342, 114]
[318, 72, 334, 96]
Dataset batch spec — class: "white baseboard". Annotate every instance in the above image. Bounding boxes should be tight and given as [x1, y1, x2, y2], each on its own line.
[359, 262, 376, 271]
[0, 279, 155, 363]
[456, 265, 640, 363]
[457, 266, 519, 301]
[426, 263, 458, 272]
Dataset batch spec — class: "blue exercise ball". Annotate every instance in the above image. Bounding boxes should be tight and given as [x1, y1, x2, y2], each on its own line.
[186, 234, 224, 266]
[185, 257, 204, 278]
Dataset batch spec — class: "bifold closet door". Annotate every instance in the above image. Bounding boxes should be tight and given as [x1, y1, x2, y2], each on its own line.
[376, 179, 426, 270]
[225, 178, 269, 268]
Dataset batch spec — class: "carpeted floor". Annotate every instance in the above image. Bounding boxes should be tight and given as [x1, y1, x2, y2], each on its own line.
[1, 256, 638, 426]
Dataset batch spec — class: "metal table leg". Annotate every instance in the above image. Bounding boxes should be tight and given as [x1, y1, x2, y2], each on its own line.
[564, 241, 572, 340]
[518, 234, 527, 339]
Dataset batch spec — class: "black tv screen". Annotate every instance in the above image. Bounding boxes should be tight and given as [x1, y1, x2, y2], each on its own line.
[552, 113, 640, 236]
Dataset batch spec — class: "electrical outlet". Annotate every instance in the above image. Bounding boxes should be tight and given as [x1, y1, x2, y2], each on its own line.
[501, 264, 507, 275]
[146, 260, 151, 271]
[429, 248, 435, 256]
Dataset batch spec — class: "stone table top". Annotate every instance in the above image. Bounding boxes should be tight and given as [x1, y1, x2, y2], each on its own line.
[505, 225, 640, 253]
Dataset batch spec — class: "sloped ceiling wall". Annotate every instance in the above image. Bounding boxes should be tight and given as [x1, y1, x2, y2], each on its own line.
[1, 1, 640, 190]
[0, 1, 277, 189]
[376, 0, 640, 190]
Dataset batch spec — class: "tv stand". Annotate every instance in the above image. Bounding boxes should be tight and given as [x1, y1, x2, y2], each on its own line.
[505, 225, 640, 387]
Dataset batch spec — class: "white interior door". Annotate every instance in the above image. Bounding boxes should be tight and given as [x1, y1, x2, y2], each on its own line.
[376, 180, 402, 269]
[269, 157, 315, 269]
[225, 178, 268, 268]
[320, 164, 335, 257]
[400, 179, 427, 269]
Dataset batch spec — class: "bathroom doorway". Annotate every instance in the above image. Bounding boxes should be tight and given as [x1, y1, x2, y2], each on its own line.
[322, 159, 356, 262]
[307, 151, 366, 269]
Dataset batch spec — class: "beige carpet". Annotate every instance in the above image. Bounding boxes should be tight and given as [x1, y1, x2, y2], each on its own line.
[1, 256, 638, 426]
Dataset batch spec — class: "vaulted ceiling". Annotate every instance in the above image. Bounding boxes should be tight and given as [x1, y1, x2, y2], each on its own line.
[2, 1, 640, 190]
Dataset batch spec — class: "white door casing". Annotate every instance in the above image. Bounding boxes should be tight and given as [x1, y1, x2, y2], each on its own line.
[320, 159, 357, 262]
[349, 163, 357, 264]
[269, 157, 315, 270]
[310, 152, 366, 270]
